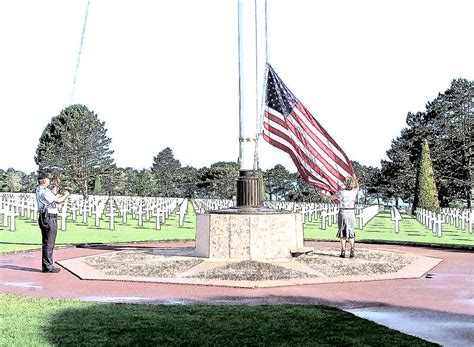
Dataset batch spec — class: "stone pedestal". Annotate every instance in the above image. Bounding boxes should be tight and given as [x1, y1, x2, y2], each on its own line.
[195, 209, 303, 260]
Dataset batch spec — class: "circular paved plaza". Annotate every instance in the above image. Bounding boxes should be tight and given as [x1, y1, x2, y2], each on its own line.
[1, 241, 473, 346]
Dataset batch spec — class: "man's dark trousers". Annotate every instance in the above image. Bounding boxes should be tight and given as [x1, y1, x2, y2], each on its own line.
[38, 212, 58, 271]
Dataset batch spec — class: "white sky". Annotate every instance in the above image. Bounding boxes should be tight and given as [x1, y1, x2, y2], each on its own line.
[1, 0, 473, 174]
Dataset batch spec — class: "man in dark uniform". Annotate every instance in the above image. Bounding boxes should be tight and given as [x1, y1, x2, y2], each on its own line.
[35, 173, 70, 273]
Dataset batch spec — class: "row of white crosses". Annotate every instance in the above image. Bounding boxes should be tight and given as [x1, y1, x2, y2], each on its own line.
[264, 201, 384, 230]
[190, 199, 383, 231]
[315, 204, 382, 230]
[264, 201, 328, 224]
[67, 195, 181, 231]
[0, 193, 38, 231]
[416, 207, 473, 237]
[191, 199, 236, 213]
[0, 193, 20, 231]
[319, 205, 339, 229]
[191, 200, 331, 227]
[62, 195, 108, 230]
[178, 198, 238, 228]
[264, 201, 340, 229]
[440, 208, 473, 233]
[191, 199, 328, 226]
[416, 208, 445, 237]
[273, 202, 382, 230]
[293, 202, 325, 224]
[358, 205, 383, 229]
[0, 192, 181, 231]
[106, 196, 181, 230]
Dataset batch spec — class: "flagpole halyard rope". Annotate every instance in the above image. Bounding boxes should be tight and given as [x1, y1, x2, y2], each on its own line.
[71, 0, 91, 105]
[254, 0, 268, 170]
[253, 0, 259, 170]
[237, 0, 242, 168]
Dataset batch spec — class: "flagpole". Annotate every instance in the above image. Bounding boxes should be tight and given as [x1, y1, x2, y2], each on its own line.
[236, 0, 266, 207]
[195, 0, 307, 260]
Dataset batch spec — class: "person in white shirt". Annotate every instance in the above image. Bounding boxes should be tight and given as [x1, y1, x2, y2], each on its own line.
[36, 173, 70, 273]
[324, 175, 359, 258]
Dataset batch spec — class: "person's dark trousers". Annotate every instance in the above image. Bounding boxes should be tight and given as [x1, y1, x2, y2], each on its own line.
[38, 212, 58, 271]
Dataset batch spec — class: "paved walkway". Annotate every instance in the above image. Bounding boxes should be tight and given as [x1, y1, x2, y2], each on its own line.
[1, 241, 473, 346]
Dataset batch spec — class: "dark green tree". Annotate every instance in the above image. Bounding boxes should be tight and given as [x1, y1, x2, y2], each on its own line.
[412, 139, 440, 213]
[288, 172, 323, 202]
[352, 162, 384, 205]
[98, 165, 124, 196]
[4, 168, 23, 192]
[263, 164, 293, 201]
[119, 168, 133, 196]
[424, 79, 473, 207]
[382, 79, 473, 207]
[352, 161, 380, 204]
[135, 169, 157, 197]
[151, 147, 181, 197]
[123, 167, 141, 196]
[35, 104, 114, 197]
[0, 169, 7, 192]
[380, 127, 418, 204]
[197, 162, 238, 199]
[93, 176, 102, 195]
[176, 165, 199, 198]
[21, 172, 38, 193]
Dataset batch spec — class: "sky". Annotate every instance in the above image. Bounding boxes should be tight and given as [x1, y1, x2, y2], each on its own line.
[1, 0, 473, 174]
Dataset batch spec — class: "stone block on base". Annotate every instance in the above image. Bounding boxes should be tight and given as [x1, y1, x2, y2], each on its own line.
[195, 210, 303, 260]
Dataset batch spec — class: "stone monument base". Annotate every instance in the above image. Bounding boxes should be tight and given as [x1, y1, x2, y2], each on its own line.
[195, 208, 304, 260]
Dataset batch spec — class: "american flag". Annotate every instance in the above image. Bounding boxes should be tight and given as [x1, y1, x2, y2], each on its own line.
[263, 64, 354, 194]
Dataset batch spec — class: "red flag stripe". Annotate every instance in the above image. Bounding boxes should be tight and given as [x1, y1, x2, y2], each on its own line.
[263, 133, 336, 193]
[264, 118, 342, 189]
[285, 110, 350, 181]
[283, 116, 347, 184]
[263, 119, 337, 186]
[296, 103, 353, 171]
[265, 109, 347, 188]
[265, 106, 351, 181]
[263, 119, 341, 191]
[293, 103, 353, 174]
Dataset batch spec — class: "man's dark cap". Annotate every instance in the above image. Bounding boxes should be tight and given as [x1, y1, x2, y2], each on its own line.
[38, 172, 52, 180]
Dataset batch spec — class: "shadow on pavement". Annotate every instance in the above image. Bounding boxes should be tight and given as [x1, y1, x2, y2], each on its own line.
[0, 265, 41, 273]
[75, 242, 195, 252]
[75, 243, 164, 251]
[0, 242, 41, 246]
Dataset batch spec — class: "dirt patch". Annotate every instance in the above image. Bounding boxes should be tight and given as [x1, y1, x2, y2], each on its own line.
[299, 249, 414, 277]
[191, 260, 314, 281]
[83, 251, 203, 277]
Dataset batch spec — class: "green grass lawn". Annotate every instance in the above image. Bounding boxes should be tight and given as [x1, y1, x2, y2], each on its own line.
[0, 293, 437, 347]
[304, 210, 473, 248]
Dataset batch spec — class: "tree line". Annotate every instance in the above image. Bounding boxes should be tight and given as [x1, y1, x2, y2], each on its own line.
[1, 78, 472, 208]
[380, 78, 473, 208]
